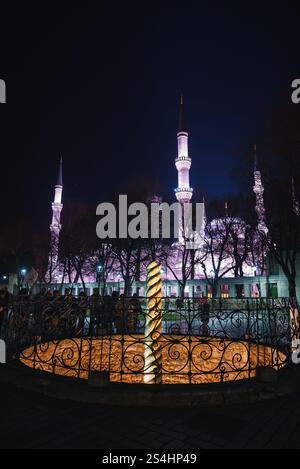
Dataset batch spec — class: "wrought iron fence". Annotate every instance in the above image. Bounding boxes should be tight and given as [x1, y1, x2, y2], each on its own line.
[2, 296, 299, 384]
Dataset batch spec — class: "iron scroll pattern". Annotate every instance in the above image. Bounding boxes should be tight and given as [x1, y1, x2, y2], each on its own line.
[4, 297, 299, 384]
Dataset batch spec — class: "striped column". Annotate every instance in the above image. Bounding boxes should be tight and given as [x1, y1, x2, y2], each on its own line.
[144, 262, 162, 384]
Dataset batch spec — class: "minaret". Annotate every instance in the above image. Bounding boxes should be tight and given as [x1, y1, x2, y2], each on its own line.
[175, 95, 193, 204]
[225, 201, 229, 218]
[48, 158, 63, 282]
[175, 96, 193, 244]
[253, 146, 268, 234]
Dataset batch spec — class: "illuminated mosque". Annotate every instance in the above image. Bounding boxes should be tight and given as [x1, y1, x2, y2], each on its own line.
[45, 98, 292, 299]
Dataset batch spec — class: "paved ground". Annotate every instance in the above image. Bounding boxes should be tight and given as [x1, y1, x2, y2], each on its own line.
[0, 379, 300, 449]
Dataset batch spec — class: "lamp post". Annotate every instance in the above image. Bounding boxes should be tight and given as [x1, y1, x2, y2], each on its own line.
[97, 264, 103, 295]
[96, 264, 102, 290]
[18, 268, 27, 294]
[115, 274, 121, 294]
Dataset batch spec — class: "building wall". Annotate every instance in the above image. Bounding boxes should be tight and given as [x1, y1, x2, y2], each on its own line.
[40, 274, 287, 298]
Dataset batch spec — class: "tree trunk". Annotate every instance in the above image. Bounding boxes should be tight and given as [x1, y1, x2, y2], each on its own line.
[288, 277, 297, 300]
[124, 276, 131, 296]
[79, 272, 86, 294]
[212, 282, 218, 298]
[179, 283, 185, 298]
[102, 278, 107, 296]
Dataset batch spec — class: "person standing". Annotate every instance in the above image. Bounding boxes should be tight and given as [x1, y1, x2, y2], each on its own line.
[200, 296, 210, 336]
[128, 294, 141, 333]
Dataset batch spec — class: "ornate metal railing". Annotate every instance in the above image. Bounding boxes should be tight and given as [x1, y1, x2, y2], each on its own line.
[2, 297, 299, 385]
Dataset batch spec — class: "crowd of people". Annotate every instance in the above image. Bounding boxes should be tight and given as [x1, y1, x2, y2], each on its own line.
[0, 286, 212, 338]
[2, 288, 144, 337]
[33, 288, 143, 333]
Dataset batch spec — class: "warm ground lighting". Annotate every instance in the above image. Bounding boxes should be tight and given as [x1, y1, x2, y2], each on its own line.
[20, 334, 286, 384]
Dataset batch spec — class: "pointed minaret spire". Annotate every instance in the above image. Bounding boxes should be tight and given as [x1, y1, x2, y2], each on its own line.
[225, 201, 229, 217]
[57, 156, 63, 187]
[254, 144, 258, 171]
[54, 157, 63, 205]
[178, 94, 186, 132]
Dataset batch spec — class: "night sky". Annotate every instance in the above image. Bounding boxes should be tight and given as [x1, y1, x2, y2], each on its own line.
[0, 2, 299, 228]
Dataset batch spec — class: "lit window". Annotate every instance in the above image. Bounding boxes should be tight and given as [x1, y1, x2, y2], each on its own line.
[221, 284, 229, 299]
[250, 284, 260, 298]
[206, 285, 213, 299]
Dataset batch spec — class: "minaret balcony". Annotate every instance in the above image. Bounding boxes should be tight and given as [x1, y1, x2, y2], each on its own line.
[175, 186, 193, 192]
[52, 202, 63, 210]
[175, 156, 191, 163]
[175, 191, 193, 203]
[175, 156, 192, 170]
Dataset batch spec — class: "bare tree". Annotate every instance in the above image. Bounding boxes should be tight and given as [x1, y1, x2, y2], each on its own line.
[261, 179, 300, 299]
[112, 238, 148, 296]
[59, 199, 95, 292]
[229, 220, 254, 277]
[163, 241, 199, 298]
[200, 216, 235, 297]
[88, 240, 115, 294]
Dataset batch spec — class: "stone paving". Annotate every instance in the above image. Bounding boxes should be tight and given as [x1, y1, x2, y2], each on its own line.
[0, 379, 300, 449]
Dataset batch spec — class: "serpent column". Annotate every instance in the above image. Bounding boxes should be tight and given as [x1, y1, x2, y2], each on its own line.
[144, 261, 163, 384]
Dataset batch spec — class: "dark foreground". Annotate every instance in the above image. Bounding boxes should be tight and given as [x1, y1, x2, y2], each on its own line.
[0, 379, 300, 449]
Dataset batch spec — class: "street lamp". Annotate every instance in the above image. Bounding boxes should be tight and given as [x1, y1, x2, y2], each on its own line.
[18, 268, 28, 294]
[96, 265, 103, 294]
[115, 274, 121, 293]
